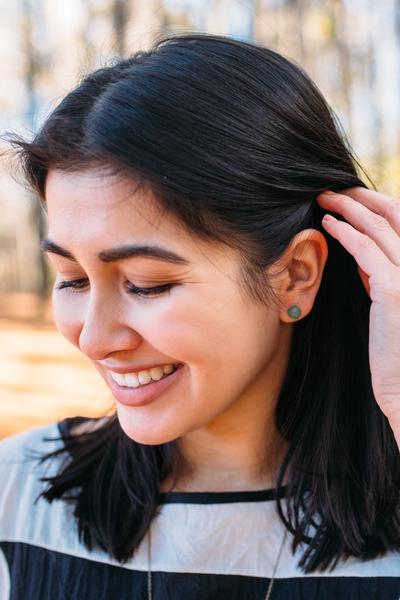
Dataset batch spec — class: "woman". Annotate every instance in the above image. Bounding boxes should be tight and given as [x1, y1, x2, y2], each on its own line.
[1, 33, 399, 599]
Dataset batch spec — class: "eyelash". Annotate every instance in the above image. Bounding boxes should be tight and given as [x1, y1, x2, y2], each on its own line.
[55, 278, 174, 297]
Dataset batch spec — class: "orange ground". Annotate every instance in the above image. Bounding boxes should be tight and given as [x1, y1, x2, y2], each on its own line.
[0, 295, 112, 440]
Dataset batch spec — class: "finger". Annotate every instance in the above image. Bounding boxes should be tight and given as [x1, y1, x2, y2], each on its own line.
[318, 191, 400, 266]
[321, 187, 400, 234]
[321, 215, 398, 293]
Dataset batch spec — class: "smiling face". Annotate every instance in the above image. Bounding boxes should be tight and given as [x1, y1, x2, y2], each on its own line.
[44, 168, 294, 447]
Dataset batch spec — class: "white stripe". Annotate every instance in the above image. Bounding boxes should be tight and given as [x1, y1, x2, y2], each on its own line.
[0, 547, 10, 600]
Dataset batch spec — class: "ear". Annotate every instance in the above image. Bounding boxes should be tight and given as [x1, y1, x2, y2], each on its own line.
[267, 229, 329, 323]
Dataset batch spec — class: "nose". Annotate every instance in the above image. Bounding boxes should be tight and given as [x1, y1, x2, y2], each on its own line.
[78, 291, 141, 360]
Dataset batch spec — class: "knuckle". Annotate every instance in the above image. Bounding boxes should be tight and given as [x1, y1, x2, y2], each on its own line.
[386, 200, 400, 221]
[371, 213, 390, 230]
[357, 234, 376, 251]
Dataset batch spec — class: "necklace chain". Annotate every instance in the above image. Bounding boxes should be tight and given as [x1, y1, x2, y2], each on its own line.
[147, 523, 288, 600]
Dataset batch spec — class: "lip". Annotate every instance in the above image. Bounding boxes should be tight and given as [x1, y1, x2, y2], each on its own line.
[106, 363, 184, 407]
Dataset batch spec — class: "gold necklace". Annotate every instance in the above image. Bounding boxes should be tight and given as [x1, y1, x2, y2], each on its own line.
[147, 524, 288, 599]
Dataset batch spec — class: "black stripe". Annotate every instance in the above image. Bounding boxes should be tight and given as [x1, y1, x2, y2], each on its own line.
[2, 541, 399, 600]
[157, 487, 288, 504]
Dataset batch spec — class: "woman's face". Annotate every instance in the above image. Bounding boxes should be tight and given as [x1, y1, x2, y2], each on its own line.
[44, 169, 295, 445]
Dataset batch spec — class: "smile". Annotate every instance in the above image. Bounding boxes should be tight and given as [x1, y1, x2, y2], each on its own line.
[107, 363, 184, 408]
[110, 363, 179, 388]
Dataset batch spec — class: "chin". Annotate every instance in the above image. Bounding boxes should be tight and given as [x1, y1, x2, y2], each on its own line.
[115, 406, 182, 446]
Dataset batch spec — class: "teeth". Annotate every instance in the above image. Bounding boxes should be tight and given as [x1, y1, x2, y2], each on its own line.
[125, 373, 139, 387]
[150, 367, 164, 381]
[110, 363, 178, 388]
[138, 371, 152, 385]
[112, 372, 126, 386]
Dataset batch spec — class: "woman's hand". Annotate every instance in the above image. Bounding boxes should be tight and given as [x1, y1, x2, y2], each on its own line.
[316, 187, 400, 451]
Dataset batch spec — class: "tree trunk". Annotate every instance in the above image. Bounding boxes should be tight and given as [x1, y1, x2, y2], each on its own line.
[113, 0, 131, 57]
[20, 0, 50, 302]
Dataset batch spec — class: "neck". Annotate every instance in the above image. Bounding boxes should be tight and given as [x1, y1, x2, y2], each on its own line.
[161, 405, 289, 493]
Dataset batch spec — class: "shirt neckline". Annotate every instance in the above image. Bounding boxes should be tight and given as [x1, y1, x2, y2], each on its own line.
[56, 416, 288, 504]
[158, 487, 287, 504]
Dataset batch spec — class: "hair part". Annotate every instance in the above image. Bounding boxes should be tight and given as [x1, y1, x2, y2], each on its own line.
[11, 32, 400, 573]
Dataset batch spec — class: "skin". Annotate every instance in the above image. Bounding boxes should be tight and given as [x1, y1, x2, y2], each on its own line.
[44, 168, 329, 492]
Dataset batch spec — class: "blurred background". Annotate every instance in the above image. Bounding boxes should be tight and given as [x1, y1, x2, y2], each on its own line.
[1, 0, 399, 439]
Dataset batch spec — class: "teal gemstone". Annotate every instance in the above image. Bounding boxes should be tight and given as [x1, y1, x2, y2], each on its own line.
[287, 305, 301, 319]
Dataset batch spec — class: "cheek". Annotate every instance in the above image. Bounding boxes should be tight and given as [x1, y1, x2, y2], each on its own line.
[146, 296, 244, 371]
[144, 301, 217, 364]
[52, 293, 83, 348]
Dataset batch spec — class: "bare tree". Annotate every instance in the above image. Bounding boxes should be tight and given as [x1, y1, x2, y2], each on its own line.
[395, 0, 400, 158]
[328, 0, 353, 139]
[113, 0, 131, 57]
[294, 0, 307, 66]
[364, 0, 384, 176]
[19, 0, 50, 302]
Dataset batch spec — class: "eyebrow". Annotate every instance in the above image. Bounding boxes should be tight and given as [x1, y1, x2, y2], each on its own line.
[40, 239, 190, 265]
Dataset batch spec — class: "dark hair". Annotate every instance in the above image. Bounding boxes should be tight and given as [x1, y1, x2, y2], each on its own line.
[11, 32, 400, 573]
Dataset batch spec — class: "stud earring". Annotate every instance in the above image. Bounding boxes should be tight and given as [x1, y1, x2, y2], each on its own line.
[287, 305, 301, 319]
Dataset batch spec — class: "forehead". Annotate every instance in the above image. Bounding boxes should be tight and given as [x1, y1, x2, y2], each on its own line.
[45, 169, 180, 241]
[44, 169, 235, 272]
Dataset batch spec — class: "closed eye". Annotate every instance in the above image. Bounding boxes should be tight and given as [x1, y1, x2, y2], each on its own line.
[56, 278, 87, 291]
[126, 282, 174, 297]
[55, 278, 175, 297]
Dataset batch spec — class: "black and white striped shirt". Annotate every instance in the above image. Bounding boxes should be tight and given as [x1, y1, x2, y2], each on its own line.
[1, 419, 399, 599]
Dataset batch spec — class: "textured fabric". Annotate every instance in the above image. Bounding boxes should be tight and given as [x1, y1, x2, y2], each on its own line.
[0, 418, 399, 599]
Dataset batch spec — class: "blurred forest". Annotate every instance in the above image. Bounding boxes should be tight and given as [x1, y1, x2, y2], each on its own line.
[0, 0, 399, 436]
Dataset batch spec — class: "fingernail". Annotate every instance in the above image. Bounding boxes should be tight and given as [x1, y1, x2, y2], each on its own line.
[323, 214, 336, 223]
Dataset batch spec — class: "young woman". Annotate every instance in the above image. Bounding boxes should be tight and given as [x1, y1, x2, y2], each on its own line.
[1, 33, 399, 599]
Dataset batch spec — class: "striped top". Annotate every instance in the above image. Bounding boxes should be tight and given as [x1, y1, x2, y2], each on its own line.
[0, 418, 399, 599]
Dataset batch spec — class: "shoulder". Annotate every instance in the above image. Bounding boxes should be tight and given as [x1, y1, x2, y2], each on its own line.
[0, 422, 65, 532]
[0, 417, 111, 504]
[0, 421, 64, 490]
[0, 417, 109, 474]
[0, 417, 114, 564]
[0, 421, 62, 467]
[0, 419, 110, 547]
